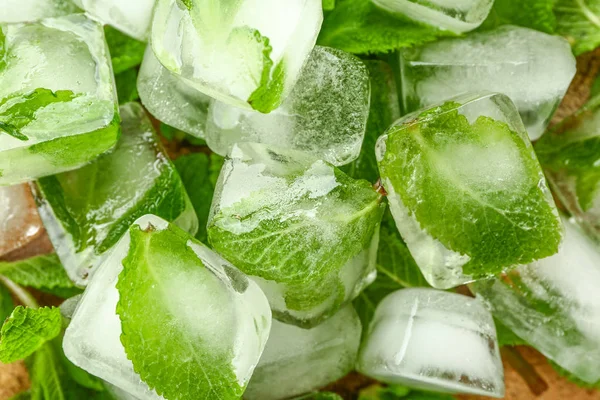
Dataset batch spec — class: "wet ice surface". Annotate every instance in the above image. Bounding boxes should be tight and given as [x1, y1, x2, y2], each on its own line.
[0, 184, 43, 258]
[73, 0, 155, 40]
[372, 0, 493, 33]
[206, 46, 370, 166]
[401, 25, 576, 140]
[151, 0, 323, 111]
[472, 216, 600, 383]
[358, 288, 504, 398]
[0, 0, 80, 23]
[245, 305, 361, 400]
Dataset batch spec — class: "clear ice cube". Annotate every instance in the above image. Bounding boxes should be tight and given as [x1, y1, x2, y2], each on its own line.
[400, 26, 576, 140]
[245, 305, 361, 400]
[0, 14, 120, 185]
[208, 142, 385, 327]
[0, 0, 80, 23]
[372, 0, 493, 33]
[63, 214, 271, 400]
[205, 46, 370, 166]
[73, 0, 155, 40]
[137, 46, 211, 138]
[34, 103, 198, 286]
[151, 0, 323, 113]
[471, 216, 600, 383]
[0, 184, 43, 258]
[376, 92, 563, 289]
[357, 288, 504, 397]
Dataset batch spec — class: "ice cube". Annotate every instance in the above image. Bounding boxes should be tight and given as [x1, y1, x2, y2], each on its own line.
[72, 0, 155, 40]
[63, 214, 271, 400]
[205, 46, 370, 166]
[151, 0, 323, 113]
[208, 142, 385, 327]
[0, 0, 80, 23]
[0, 14, 120, 185]
[357, 288, 504, 397]
[137, 46, 211, 138]
[535, 97, 600, 243]
[245, 305, 361, 400]
[471, 216, 600, 383]
[372, 0, 493, 33]
[0, 184, 43, 257]
[400, 26, 576, 140]
[34, 103, 198, 286]
[376, 92, 563, 289]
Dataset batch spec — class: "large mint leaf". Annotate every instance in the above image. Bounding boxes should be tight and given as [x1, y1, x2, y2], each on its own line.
[478, 0, 557, 33]
[317, 0, 455, 54]
[116, 224, 244, 400]
[0, 89, 77, 141]
[342, 60, 400, 182]
[0, 255, 80, 299]
[378, 101, 562, 280]
[104, 26, 146, 74]
[555, 0, 600, 55]
[174, 153, 224, 243]
[0, 306, 62, 363]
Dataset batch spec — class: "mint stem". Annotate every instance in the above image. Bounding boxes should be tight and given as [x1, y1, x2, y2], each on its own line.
[0, 276, 39, 308]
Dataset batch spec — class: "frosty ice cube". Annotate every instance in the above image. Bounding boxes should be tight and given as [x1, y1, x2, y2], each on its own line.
[376, 92, 563, 289]
[63, 215, 272, 400]
[400, 26, 576, 140]
[151, 0, 323, 113]
[205, 46, 370, 166]
[0, 184, 43, 258]
[208, 142, 385, 328]
[73, 0, 155, 40]
[357, 288, 504, 397]
[471, 216, 600, 383]
[138, 46, 211, 139]
[0, 14, 120, 185]
[34, 103, 198, 286]
[245, 305, 361, 400]
[372, 0, 493, 33]
[535, 97, 600, 243]
[0, 0, 81, 23]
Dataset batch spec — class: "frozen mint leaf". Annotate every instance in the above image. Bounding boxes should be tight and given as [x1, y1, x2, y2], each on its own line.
[0, 283, 14, 324]
[555, 0, 600, 55]
[323, 0, 335, 10]
[174, 153, 223, 243]
[116, 224, 244, 400]
[104, 26, 145, 74]
[0, 255, 80, 299]
[115, 69, 139, 104]
[342, 60, 400, 182]
[495, 318, 528, 347]
[0, 88, 77, 141]
[478, 0, 557, 33]
[317, 0, 455, 54]
[0, 306, 62, 363]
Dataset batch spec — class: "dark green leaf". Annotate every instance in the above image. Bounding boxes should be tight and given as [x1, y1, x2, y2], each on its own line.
[0, 282, 14, 324]
[115, 69, 140, 104]
[358, 383, 455, 399]
[495, 318, 528, 347]
[478, 0, 557, 33]
[322, 0, 336, 10]
[159, 123, 207, 146]
[104, 26, 146, 74]
[0, 306, 62, 363]
[555, 0, 600, 55]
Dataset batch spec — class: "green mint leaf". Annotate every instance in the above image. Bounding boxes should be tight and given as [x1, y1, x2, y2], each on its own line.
[0, 283, 15, 324]
[358, 383, 455, 399]
[115, 69, 140, 105]
[555, 0, 600, 55]
[104, 26, 146, 74]
[0, 306, 62, 363]
[116, 224, 244, 400]
[550, 360, 600, 388]
[342, 60, 400, 182]
[322, 0, 336, 10]
[494, 318, 528, 347]
[378, 100, 563, 281]
[317, 0, 455, 54]
[294, 392, 343, 400]
[0, 89, 77, 141]
[478, 0, 557, 33]
[0, 255, 80, 299]
[159, 123, 207, 146]
[174, 153, 224, 243]
[8, 392, 31, 400]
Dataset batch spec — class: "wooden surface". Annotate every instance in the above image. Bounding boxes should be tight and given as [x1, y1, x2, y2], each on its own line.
[1, 49, 600, 400]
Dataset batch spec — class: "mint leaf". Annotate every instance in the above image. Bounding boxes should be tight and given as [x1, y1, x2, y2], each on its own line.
[317, 0, 455, 54]
[0, 306, 62, 363]
[478, 0, 557, 33]
[550, 360, 600, 388]
[294, 393, 343, 400]
[322, 0, 336, 10]
[555, 0, 600, 55]
[174, 153, 224, 243]
[104, 26, 146, 74]
[116, 224, 245, 400]
[0, 283, 14, 324]
[495, 318, 528, 347]
[115, 69, 139, 105]
[0, 89, 77, 141]
[0, 255, 80, 299]
[342, 60, 400, 182]
[358, 383, 455, 399]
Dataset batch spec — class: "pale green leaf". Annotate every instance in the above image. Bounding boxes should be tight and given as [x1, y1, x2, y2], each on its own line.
[555, 0, 600, 55]
[478, 0, 557, 33]
[322, 0, 336, 10]
[104, 26, 146, 74]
